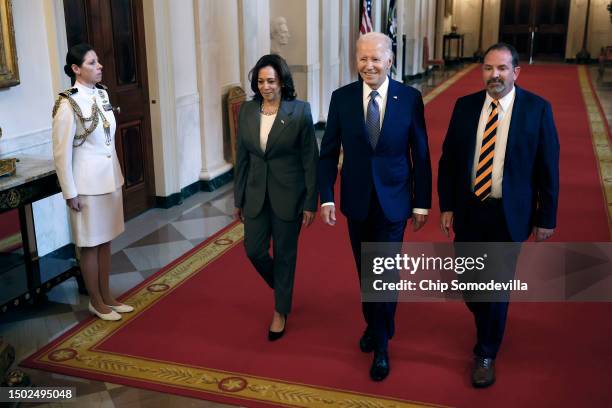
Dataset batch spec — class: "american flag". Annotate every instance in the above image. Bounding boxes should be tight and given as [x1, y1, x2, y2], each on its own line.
[360, 0, 373, 35]
[386, 0, 397, 74]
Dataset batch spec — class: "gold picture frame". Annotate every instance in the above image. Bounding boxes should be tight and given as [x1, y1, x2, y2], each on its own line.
[0, 0, 19, 88]
[444, 0, 454, 18]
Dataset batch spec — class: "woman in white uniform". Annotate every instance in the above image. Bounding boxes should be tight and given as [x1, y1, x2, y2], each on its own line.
[52, 43, 133, 321]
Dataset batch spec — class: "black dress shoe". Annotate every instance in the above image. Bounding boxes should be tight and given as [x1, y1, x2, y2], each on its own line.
[268, 314, 287, 342]
[472, 356, 495, 388]
[359, 331, 375, 353]
[370, 351, 390, 381]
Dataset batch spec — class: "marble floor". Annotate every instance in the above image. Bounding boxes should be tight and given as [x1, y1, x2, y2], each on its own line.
[0, 62, 609, 407]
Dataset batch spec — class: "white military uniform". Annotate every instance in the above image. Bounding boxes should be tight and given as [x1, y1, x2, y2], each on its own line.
[52, 80, 125, 247]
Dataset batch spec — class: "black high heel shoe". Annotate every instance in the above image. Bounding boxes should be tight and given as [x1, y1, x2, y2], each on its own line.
[268, 314, 287, 341]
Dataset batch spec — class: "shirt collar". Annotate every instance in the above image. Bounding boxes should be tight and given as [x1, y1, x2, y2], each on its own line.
[485, 86, 515, 113]
[363, 76, 389, 101]
[74, 80, 97, 96]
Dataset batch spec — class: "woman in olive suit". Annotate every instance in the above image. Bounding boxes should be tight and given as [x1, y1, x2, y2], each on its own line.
[233, 54, 318, 341]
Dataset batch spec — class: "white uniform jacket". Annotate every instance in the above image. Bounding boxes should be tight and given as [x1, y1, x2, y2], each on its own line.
[52, 81, 124, 200]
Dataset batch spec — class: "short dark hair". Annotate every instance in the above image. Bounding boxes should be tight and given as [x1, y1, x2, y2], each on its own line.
[482, 43, 519, 68]
[249, 54, 296, 101]
[64, 43, 95, 85]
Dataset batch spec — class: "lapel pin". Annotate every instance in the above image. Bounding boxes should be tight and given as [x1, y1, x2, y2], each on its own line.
[393, 95, 398, 100]
[281, 119, 285, 124]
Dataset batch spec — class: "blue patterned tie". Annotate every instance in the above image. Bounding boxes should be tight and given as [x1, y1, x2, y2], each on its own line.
[366, 90, 380, 149]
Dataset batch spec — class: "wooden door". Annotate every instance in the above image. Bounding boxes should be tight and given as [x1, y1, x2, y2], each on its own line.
[499, 0, 570, 61]
[63, 0, 155, 219]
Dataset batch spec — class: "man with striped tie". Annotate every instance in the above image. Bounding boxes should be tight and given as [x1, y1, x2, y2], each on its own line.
[318, 32, 432, 381]
[438, 43, 559, 388]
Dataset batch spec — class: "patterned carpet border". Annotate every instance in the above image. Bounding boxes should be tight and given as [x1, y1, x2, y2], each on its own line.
[579, 66, 612, 239]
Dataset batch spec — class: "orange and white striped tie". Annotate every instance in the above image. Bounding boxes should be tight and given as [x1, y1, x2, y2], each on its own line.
[474, 100, 499, 200]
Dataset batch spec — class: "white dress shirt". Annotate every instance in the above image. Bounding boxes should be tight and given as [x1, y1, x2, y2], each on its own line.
[322, 76, 428, 216]
[260, 112, 276, 152]
[471, 87, 516, 198]
[362, 77, 389, 129]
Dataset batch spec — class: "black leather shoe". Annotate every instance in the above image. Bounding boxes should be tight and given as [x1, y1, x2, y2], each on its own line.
[268, 314, 287, 342]
[359, 331, 375, 353]
[369, 351, 390, 381]
[472, 356, 495, 388]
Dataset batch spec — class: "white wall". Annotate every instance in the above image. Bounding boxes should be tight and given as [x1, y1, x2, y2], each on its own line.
[434, 0, 500, 60]
[143, 0, 180, 197]
[453, 0, 480, 57]
[566, 0, 612, 59]
[0, 1, 55, 146]
[0, 0, 71, 257]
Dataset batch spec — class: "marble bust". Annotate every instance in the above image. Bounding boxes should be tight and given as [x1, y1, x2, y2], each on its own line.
[270, 16, 290, 55]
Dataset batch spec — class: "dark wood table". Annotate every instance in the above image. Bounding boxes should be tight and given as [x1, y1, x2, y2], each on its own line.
[0, 155, 83, 315]
[443, 33, 465, 65]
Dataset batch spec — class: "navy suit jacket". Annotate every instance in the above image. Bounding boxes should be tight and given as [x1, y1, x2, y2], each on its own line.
[318, 78, 432, 223]
[438, 86, 560, 242]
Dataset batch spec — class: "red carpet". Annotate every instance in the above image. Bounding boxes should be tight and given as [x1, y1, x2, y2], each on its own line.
[22, 66, 612, 407]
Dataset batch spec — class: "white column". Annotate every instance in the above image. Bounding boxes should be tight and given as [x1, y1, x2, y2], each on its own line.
[142, 0, 181, 197]
[170, 0, 202, 189]
[238, 0, 271, 97]
[395, 0, 404, 81]
[194, 0, 233, 182]
[339, 0, 359, 85]
[403, 0, 418, 76]
[319, 0, 340, 122]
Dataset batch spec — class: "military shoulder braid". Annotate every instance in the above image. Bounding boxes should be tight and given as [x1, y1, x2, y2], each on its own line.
[52, 88, 78, 118]
[52, 87, 110, 147]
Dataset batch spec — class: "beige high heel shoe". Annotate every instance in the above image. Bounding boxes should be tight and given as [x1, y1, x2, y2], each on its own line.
[107, 303, 134, 313]
[88, 302, 122, 321]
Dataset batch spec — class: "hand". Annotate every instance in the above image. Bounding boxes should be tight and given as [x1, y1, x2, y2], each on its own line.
[66, 197, 81, 212]
[533, 227, 554, 242]
[233, 207, 244, 223]
[320, 205, 336, 226]
[303, 211, 315, 227]
[412, 213, 428, 232]
[440, 211, 454, 238]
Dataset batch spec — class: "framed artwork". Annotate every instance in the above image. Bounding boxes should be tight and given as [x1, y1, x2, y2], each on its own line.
[0, 0, 19, 89]
[444, 0, 454, 18]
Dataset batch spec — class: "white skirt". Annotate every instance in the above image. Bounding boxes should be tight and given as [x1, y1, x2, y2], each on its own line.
[70, 188, 125, 247]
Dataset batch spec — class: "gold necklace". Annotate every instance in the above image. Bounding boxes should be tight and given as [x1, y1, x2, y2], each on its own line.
[260, 103, 279, 116]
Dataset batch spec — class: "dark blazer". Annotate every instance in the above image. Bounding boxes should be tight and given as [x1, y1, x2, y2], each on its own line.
[318, 78, 432, 222]
[234, 99, 318, 221]
[438, 86, 560, 242]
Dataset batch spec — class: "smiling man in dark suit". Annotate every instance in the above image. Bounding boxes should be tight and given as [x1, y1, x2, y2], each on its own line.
[318, 32, 432, 381]
[438, 43, 560, 387]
